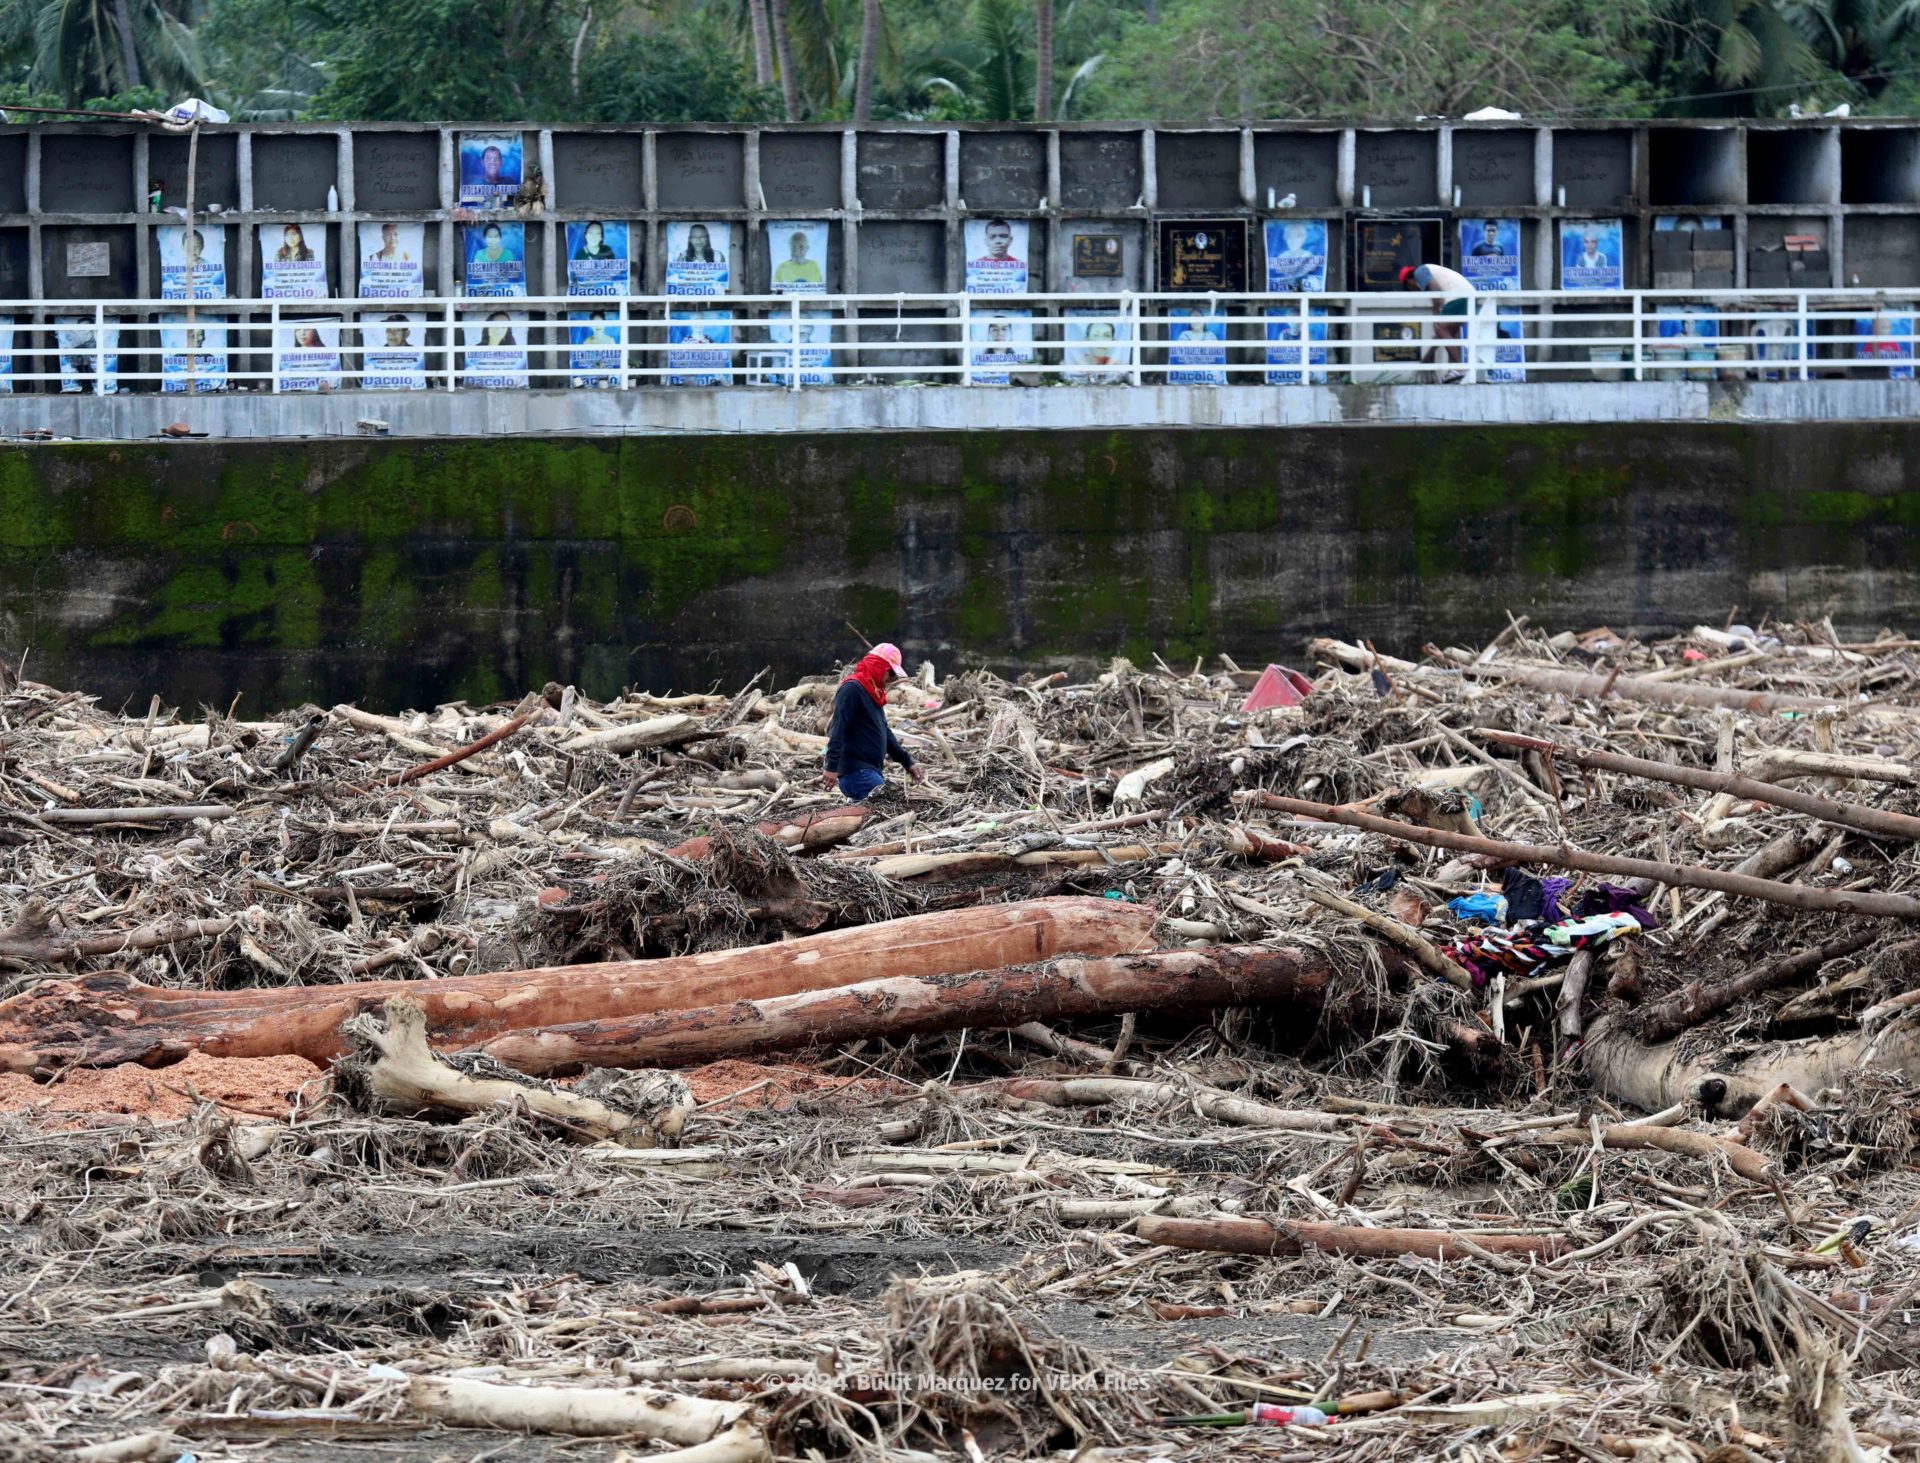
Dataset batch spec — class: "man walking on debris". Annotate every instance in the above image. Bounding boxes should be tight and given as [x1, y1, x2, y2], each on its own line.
[1399, 262, 1475, 382]
[823, 642, 925, 801]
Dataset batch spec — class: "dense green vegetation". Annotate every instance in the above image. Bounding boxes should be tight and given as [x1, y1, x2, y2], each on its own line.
[5, 0, 1920, 123]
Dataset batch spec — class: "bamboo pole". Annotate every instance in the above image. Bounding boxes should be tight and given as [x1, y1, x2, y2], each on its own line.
[1246, 792, 1920, 921]
[1480, 730, 1920, 843]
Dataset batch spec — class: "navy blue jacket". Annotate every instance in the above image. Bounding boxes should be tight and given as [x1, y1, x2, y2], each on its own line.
[823, 680, 913, 774]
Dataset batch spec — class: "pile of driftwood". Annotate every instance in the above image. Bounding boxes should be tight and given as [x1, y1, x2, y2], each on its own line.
[4, 620, 1920, 1459]
[4, 620, 1919, 1114]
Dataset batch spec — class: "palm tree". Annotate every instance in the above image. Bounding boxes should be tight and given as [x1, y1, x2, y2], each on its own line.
[25, 0, 205, 103]
[1034, 0, 1052, 118]
[1650, 0, 1818, 111]
[1787, 0, 1920, 94]
[769, 0, 801, 115]
[746, 0, 774, 87]
[853, 0, 880, 118]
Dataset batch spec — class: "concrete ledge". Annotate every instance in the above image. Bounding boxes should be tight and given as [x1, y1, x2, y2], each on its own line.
[1, 379, 1916, 440]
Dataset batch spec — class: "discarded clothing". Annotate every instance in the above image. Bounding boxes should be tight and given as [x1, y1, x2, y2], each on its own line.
[1447, 893, 1509, 925]
[1445, 927, 1554, 987]
[1500, 869, 1572, 924]
[1543, 910, 1643, 948]
[1574, 882, 1659, 930]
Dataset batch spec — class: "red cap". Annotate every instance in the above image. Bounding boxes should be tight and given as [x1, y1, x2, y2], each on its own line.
[1398, 265, 1418, 285]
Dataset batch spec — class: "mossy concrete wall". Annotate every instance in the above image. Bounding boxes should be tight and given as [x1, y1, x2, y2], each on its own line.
[2, 425, 1916, 710]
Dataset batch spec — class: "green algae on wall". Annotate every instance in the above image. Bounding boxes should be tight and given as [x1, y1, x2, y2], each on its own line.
[4, 422, 1920, 712]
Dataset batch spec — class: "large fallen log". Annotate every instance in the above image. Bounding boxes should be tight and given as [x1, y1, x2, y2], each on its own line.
[0, 896, 1156, 1074]
[473, 946, 1332, 1075]
[1136, 1213, 1569, 1262]
[1247, 792, 1920, 921]
[1584, 1013, 1920, 1119]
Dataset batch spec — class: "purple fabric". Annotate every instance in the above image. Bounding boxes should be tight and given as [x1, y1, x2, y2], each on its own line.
[1541, 876, 1573, 924]
[1576, 882, 1659, 930]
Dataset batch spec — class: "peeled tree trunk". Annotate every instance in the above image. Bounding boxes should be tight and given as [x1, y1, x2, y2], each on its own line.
[0, 897, 1156, 1074]
[1584, 1013, 1920, 1120]
[406, 1373, 757, 1449]
[473, 945, 1334, 1075]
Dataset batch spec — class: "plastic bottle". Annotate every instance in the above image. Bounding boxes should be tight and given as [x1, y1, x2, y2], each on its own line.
[1248, 1404, 1330, 1426]
[149, 184, 163, 213]
[327, 184, 339, 212]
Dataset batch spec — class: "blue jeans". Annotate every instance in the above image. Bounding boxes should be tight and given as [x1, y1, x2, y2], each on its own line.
[837, 766, 886, 801]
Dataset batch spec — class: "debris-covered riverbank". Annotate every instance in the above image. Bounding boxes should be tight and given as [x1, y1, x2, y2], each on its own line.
[4, 620, 1919, 1460]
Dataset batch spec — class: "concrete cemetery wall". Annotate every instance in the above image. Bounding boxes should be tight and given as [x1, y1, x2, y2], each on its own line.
[2, 421, 1915, 709]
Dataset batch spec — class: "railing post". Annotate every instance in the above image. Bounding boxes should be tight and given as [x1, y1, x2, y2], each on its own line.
[959, 293, 972, 387]
[1127, 292, 1142, 387]
[618, 296, 630, 390]
[269, 301, 281, 394]
[1297, 294, 1310, 385]
[1797, 292, 1810, 382]
[1630, 291, 1644, 383]
[444, 299, 458, 393]
[789, 296, 803, 392]
[91, 303, 105, 395]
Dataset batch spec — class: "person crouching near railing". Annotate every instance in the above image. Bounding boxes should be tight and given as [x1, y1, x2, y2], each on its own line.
[822, 642, 925, 801]
[1399, 263, 1476, 384]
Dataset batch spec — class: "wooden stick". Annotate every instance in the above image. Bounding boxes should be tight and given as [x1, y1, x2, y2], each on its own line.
[1224, 824, 1312, 862]
[0, 916, 236, 966]
[26, 804, 234, 825]
[1744, 750, 1915, 786]
[268, 713, 328, 772]
[1311, 637, 1852, 715]
[665, 805, 870, 859]
[1435, 724, 1556, 808]
[1557, 950, 1594, 1047]
[1630, 930, 1882, 1044]
[1136, 1213, 1568, 1262]
[362, 707, 535, 791]
[1522, 1122, 1772, 1183]
[993, 1076, 1341, 1131]
[1294, 879, 1473, 990]
[555, 712, 709, 756]
[1446, 653, 1845, 715]
[1585, 1013, 1920, 1118]
[1246, 792, 1920, 921]
[1481, 730, 1920, 843]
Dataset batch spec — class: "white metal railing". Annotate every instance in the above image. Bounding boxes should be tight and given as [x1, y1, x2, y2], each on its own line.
[4, 289, 1919, 395]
